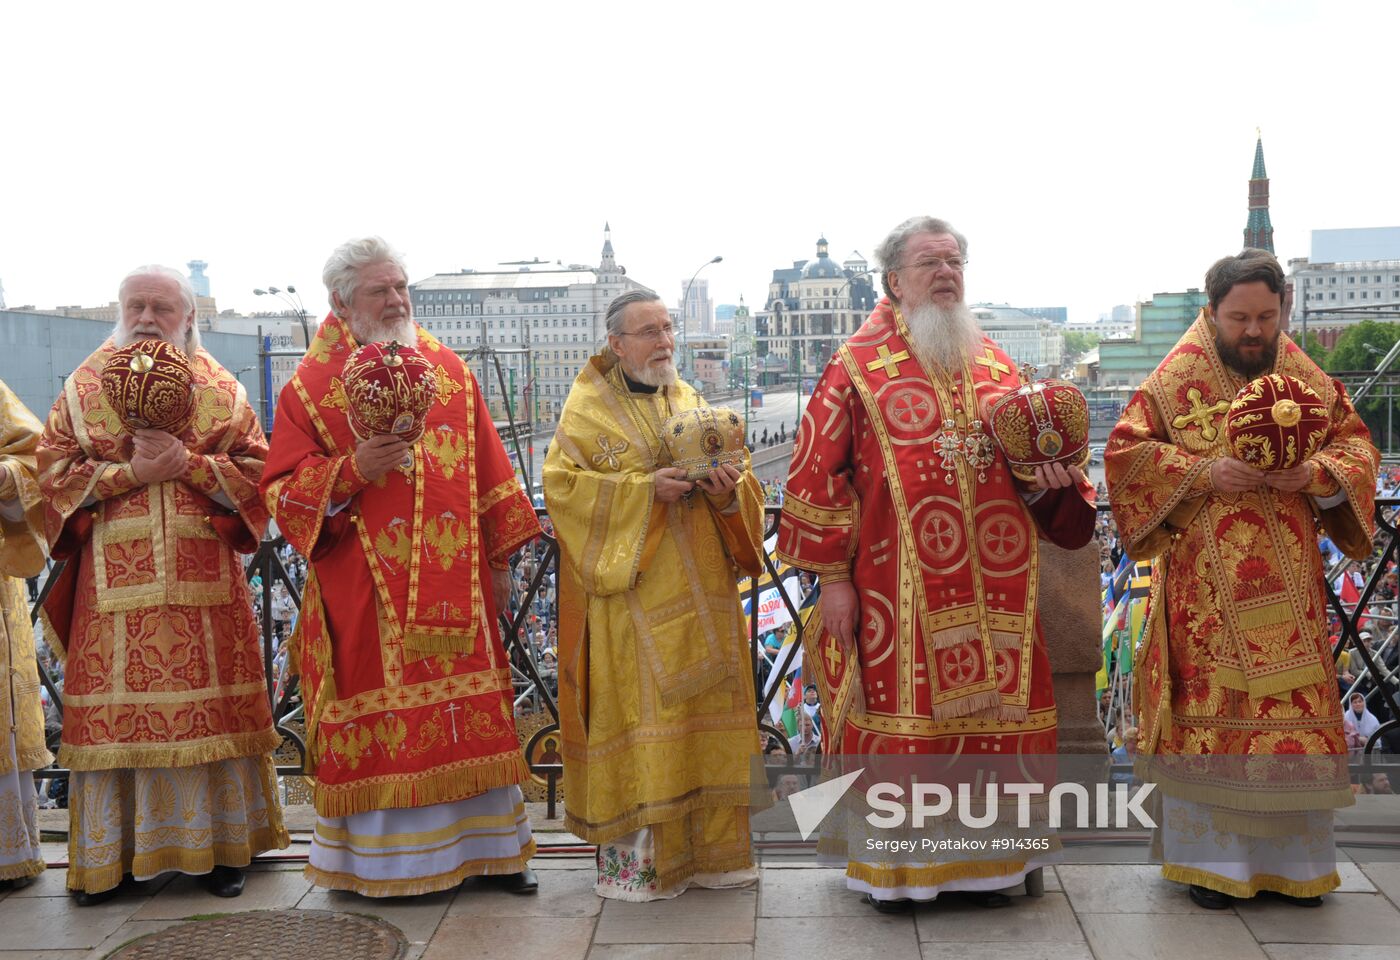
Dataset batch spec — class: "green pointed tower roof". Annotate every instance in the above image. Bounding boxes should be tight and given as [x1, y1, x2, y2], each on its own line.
[1251, 132, 1267, 179]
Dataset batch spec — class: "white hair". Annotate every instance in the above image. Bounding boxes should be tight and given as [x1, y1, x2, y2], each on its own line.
[904, 301, 982, 372]
[116, 264, 200, 353]
[322, 236, 408, 316]
[875, 216, 968, 301]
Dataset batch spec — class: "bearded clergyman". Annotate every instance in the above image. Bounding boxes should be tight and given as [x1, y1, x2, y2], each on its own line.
[38, 265, 286, 904]
[1106, 249, 1378, 909]
[262, 237, 542, 896]
[777, 216, 1096, 912]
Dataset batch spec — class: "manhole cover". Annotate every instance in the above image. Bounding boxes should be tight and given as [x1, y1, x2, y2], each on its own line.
[107, 910, 407, 960]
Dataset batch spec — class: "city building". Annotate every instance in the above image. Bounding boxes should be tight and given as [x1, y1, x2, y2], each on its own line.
[970, 304, 1064, 376]
[754, 238, 877, 385]
[1288, 226, 1400, 346]
[713, 303, 739, 337]
[407, 224, 651, 423]
[680, 277, 713, 336]
[1065, 305, 1134, 341]
[0, 309, 260, 425]
[1244, 134, 1274, 253]
[1021, 306, 1068, 325]
[1096, 289, 1209, 388]
[188, 260, 211, 298]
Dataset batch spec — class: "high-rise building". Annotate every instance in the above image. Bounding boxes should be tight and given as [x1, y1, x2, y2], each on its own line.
[1243, 134, 1274, 253]
[1288, 227, 1400, 344]
[408, 224, 652, 422]
[187, 260, 211, 298]
[970, 304, 1065, 375]
[713, 303, 739, 337]
[754, 237, 877, 384]
[1021, 306, 1068, 325]
[680, 278, 713, 336]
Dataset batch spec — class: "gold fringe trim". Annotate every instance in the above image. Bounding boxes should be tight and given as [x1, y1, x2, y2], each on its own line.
[58, 728, 283, 772]
[0, 859, 44, 881]
[929, 623, 980, 650]
[1236, 601, 1295, 630]
[657, 662, 737, 710]
[401, 632, 478, 657]
[564, 786, 755, 845]
[1161, 864, 1340, 900]
[304, 838, 537, 898]
[991, 631, 1023, 650]
[847, 857, 1033, 888]
[654, 849, 756, 895]
[931, 689, 1002, 722]
[996, 703, 1029, 722]
[15, 746, 54, 771]
[1245, 663, 1328, 700]
[1137, 761, 1354, 814]
[314, 753, 529, 819]
[66, 828, 291, 895]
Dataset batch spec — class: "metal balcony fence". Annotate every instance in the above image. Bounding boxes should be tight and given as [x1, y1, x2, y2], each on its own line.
[26, 502, 1400, 810]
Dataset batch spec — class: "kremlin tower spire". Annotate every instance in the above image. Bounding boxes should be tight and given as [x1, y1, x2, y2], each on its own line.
[1243, 131, 1274, 253]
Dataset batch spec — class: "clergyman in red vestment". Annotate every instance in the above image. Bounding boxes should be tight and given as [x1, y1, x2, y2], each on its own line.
[777, 217, 1096, 911]
[262, 237, 543, 896]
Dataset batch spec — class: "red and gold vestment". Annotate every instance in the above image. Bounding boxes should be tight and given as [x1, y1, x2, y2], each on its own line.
[38, 341, 278, 770]
[777, 300, 1095, 889]
[1107, 313, 1377, 829]
[261, 315, 541, 818]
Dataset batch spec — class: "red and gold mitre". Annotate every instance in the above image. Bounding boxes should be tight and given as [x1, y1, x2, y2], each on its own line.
[99, 338, 196, 433]
[987, 374, 1091, 482]
[1226, 373, 1329, 471]
[663, 406, 747, 480]
[341, 339, 437, 444]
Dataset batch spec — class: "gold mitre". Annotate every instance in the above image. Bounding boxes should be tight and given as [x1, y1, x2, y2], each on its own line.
[662, 406, 747, 480]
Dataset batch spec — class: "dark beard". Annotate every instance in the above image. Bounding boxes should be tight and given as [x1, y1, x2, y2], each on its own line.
[1215, 333, 1279, 380]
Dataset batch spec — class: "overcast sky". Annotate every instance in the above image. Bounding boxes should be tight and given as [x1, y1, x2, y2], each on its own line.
[4, 1, 1398, 326]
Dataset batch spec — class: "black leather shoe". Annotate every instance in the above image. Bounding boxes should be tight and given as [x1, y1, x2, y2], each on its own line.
[1188, 884, 1234, 910]
[0, 876, 32, 892]
[202, 865, 246, 898]
[73, 886, 121, 907]
[865, 893, 912, 913]
[963, 890, 1013, 908]
[491, 867, 538, 894]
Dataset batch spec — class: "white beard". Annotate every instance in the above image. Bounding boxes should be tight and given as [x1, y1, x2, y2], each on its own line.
[114, 320, 200, 354]
[626, 358, 678, 387]
[348, 314, 418, 347]
[903, 300, 982, 373]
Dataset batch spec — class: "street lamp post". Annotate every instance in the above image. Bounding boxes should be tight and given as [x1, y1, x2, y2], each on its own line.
[253, 285, 311, 347]
[681, 255, 722, 385]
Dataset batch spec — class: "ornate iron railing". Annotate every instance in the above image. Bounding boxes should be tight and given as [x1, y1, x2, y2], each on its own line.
[27, 500, 1399, 807]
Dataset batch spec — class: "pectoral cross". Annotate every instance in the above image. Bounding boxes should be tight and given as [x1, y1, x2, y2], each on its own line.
[444, 702, 461, 743]
[973, 347, 1012, 382]
[1171, 387, 1231, 442]
[866, 344, 911, 378]
[824, 638, 844, 676]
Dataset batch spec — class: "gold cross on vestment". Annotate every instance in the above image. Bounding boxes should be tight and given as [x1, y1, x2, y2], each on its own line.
[866, 344, 911, 378]
[1171, 386, 1231, 442]
[973, 347, 1012, 382]
[824, 637, 844, 676]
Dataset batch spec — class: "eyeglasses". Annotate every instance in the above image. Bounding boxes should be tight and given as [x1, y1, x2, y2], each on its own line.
[901, 256, 968, 273]
[618, 324, 676, 342]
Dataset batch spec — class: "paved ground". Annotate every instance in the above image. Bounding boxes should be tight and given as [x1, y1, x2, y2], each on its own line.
[6, 825, 1400, 960]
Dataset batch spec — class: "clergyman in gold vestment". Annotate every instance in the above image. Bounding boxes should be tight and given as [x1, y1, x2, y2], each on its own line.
[0, 380, 51, 890]
[1106, 249, 1379, 910]
[544, 290, 766, 901]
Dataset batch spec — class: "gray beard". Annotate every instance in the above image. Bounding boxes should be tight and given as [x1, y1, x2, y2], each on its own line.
[349, 315, 418, 347]
[903, 300, 983, 372]
[625, 360, 678, 387]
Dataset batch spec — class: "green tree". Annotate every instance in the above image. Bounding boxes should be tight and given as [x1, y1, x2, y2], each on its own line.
[1062, 331, 1100, 362]
[1295, 330, 1329, 368]
[1324, 320, 1400, 452]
